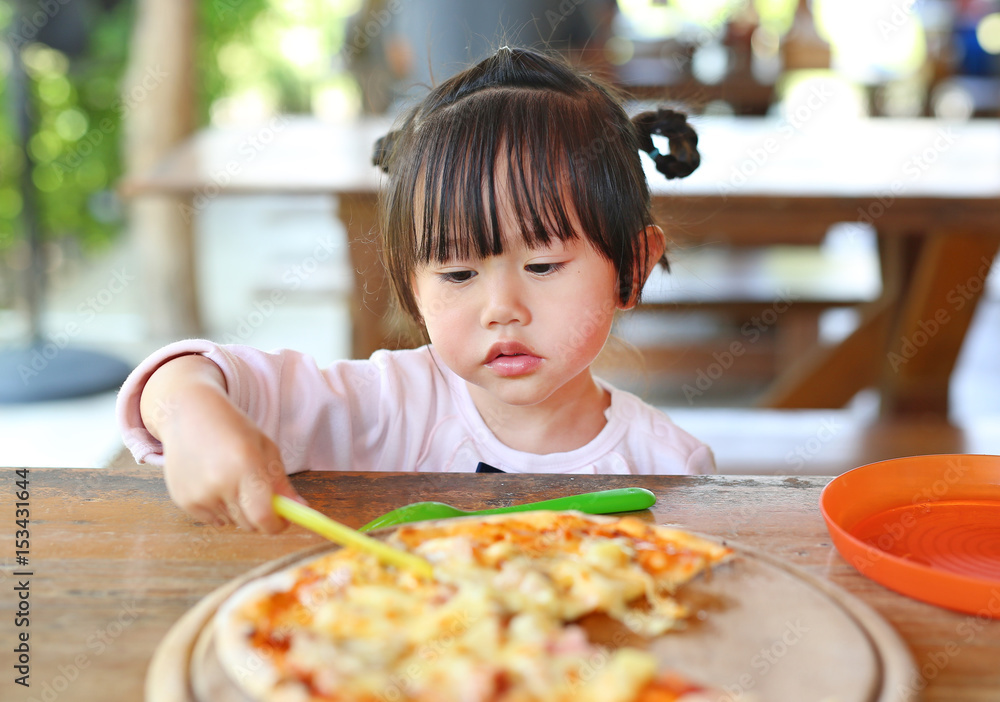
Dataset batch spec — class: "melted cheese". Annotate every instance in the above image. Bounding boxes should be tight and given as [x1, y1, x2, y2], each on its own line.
[234, 512, 731, 702]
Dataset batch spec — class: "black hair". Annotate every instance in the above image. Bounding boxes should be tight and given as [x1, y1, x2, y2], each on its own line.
[373, 46, 700, 327]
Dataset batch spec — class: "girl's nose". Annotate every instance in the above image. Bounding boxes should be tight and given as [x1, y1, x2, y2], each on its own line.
[480, 275, 531, 328]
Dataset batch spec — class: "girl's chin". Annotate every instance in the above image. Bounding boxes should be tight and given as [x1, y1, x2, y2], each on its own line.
[465, 375, 598, 411]
[466, 378, 553, 406]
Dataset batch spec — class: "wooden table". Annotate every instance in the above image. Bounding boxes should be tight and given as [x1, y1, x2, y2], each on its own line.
[119, 116, 1000, 415]
[2, 467, 999, 701]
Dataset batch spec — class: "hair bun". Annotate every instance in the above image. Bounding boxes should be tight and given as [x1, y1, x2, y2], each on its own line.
[632, 108, 700, 180]
[372, 130, 399, 173]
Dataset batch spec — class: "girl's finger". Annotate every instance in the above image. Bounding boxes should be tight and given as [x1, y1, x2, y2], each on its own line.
[251, 491, 288, 534]
[198, 494, 241, 530]
[187, 504, 224, 528]
[241, 450, 295, 534]
[224, 496, 255, 532]
[194, 503, 231, 529]
[234, 470, 282, 534]
[256, 491, 302, 532]
[274, 481, 308, 507]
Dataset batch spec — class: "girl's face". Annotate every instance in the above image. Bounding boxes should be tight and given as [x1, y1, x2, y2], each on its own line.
[411, 197, 625, 416]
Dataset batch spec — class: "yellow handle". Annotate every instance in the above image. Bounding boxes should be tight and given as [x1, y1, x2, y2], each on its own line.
[272, 495, 434, 579]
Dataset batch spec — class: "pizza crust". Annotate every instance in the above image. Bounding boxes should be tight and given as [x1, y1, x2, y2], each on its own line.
[214, 570, 303, 702]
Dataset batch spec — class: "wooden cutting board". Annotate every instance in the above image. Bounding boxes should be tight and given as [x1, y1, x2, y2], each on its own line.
[146, 540, 917, 702]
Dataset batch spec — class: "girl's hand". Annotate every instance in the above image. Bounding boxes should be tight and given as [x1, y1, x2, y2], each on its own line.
[140, 355, 304, 534]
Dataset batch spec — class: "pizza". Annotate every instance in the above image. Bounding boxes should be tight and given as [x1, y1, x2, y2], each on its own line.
[214, 512, 733, 702]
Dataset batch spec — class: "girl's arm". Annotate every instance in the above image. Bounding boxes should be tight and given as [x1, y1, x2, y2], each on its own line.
[139, 354, 304, 533]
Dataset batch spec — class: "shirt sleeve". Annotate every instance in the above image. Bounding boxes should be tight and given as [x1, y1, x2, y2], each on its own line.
[115, 340, 440, 473]
[116, 339, 222, 466]
[684, 444, 717, 475]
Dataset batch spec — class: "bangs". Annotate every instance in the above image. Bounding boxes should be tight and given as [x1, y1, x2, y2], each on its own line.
[404, 88, 630, 264]
[378, 47, 660, 327]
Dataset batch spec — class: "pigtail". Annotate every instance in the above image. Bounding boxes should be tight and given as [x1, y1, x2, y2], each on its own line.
[632, 108, 700, 180]
[372, 130, 400, 173]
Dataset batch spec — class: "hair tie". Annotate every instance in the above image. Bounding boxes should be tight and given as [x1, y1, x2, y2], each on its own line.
[632, 108, 700, 180]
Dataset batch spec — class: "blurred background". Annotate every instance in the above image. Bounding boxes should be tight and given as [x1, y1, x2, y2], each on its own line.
[1, 0, 999, 470]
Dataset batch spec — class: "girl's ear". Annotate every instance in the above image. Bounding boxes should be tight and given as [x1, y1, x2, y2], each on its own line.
[619, 225, 667, 310]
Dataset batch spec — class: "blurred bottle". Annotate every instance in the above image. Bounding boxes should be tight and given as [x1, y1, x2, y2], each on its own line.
[781, 0, 831, 70]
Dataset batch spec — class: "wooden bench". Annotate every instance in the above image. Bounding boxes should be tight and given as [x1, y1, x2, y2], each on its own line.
[605, 241, 881, 391]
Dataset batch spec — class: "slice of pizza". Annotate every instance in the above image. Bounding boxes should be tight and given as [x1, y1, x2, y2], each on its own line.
[214, 512, 733, 702]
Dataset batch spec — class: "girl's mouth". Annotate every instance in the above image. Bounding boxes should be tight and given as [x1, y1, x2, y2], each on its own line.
[484, 342, 542, 376]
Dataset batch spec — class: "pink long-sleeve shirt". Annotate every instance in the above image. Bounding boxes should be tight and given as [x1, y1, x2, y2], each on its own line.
[116, 341, 715, 475]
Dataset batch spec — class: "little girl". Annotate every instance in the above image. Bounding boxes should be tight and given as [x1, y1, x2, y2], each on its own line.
[116, 47, 712, 533]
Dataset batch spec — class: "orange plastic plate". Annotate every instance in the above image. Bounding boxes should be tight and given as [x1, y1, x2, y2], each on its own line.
[821, 454, 1000, 616]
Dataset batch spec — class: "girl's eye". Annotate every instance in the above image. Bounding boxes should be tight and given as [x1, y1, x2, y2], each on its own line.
[526, 262, 565, 275]
[439, 270, 476, 283]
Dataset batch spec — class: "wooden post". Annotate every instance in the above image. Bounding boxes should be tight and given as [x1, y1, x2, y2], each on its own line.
[122, 0, 200, 339]
[879, 232, 999, 416]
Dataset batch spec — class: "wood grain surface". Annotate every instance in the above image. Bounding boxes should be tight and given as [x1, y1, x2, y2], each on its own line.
[2, 468, 999, 702]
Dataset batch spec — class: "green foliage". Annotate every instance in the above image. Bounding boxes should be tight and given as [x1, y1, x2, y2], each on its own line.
[1, 0, 363, 255]
[1, 1, 134, 253]
[198, 0, 275, 121]
[198, 0, 362, 123]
